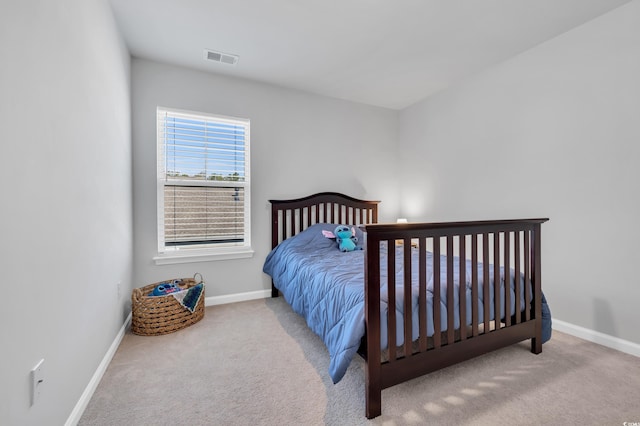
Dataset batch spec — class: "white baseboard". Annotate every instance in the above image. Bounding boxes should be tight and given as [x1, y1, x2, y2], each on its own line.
[65, 312, 132, 426]
[553, 319, 640, 358]
[205, 289, 271, 306]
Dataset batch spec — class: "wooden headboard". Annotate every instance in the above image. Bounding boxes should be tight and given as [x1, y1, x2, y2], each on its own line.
[269, 192, 380, 249]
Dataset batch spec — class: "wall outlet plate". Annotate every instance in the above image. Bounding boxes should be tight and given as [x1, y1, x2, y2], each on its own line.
[31, 359, 44, 406]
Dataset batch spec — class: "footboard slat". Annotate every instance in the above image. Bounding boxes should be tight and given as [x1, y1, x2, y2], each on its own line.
[403, 239, 413, 357]
[433, 238, 442, 348]
[504, 232, 511, 327]
[446, 235, 455, 344]
[418, 237, 428, 351]
[524, 230, 531, 321]
[483, 233, 490, 333]
[514, 232, 521, 324]
[494, 232, 501, 332]
[387, 244, 397, 362]
[459, 235, 467, 341]
[471, 234, 479, 337]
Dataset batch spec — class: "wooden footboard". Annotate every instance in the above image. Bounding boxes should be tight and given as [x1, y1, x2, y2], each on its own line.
[361, 219, 548, 418]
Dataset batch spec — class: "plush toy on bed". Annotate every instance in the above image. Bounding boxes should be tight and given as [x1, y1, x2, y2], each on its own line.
[323, 225, 361, 252]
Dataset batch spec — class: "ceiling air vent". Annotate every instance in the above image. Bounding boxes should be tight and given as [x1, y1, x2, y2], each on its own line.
[203, 49, 239, 66]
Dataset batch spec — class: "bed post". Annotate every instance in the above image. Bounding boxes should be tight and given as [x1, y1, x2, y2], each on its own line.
[364, 228, 382, 419]
[271, 203, 280, 298]
[531, 222, 543, 354]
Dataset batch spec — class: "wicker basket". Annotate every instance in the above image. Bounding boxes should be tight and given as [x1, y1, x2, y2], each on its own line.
[131, 275, 205, 336]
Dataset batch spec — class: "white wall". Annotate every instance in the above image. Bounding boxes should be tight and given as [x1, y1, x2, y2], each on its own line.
[399, 1, 640, 345]
[131, 58, 399, 297]
[0, 1, 132, 425]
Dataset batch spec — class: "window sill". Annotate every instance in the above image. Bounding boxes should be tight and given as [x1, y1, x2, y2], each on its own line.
[153, 246, 254, 265]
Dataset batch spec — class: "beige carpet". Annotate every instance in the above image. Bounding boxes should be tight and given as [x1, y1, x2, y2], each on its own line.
[79, 297, 640, 425]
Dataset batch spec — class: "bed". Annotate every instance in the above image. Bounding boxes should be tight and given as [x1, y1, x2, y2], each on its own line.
[263, 192, 550, 418]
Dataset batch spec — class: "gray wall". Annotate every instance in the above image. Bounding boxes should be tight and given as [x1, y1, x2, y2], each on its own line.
[398, 1, 640, 345]
[0, 0, 132, 425]
[131, 58, 400, 297]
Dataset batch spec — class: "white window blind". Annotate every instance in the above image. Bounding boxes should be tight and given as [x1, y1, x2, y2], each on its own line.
[157, 107, 250, 252]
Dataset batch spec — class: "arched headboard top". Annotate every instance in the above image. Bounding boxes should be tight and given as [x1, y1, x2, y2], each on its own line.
[270, 192, 380, 248]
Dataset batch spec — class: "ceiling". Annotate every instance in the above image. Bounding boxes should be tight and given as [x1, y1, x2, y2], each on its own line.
[108, 0, 631, 110]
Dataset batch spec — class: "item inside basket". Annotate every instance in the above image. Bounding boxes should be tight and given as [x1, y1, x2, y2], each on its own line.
[149, 280, 182, 296]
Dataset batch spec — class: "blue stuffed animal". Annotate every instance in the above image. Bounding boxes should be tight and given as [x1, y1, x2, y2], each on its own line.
[334, 225, 360, 252]
[150, 279, 182, 296]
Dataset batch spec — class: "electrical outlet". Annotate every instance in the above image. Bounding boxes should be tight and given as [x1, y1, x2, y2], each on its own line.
[31, 359, 44, 406]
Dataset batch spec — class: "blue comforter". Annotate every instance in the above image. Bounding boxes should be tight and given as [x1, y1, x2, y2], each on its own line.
[263, 223, 551, 383]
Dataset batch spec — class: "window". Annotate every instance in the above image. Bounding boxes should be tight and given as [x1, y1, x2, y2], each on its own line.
[155, 107, 252, 264]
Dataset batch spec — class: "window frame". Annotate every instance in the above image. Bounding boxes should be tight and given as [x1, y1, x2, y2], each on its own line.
[154, 106, 253, 264]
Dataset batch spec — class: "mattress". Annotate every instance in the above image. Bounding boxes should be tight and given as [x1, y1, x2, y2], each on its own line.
[263, 223, 551, 383]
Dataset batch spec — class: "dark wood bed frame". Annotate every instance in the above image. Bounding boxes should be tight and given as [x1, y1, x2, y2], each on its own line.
[270, 192, 548, 419]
